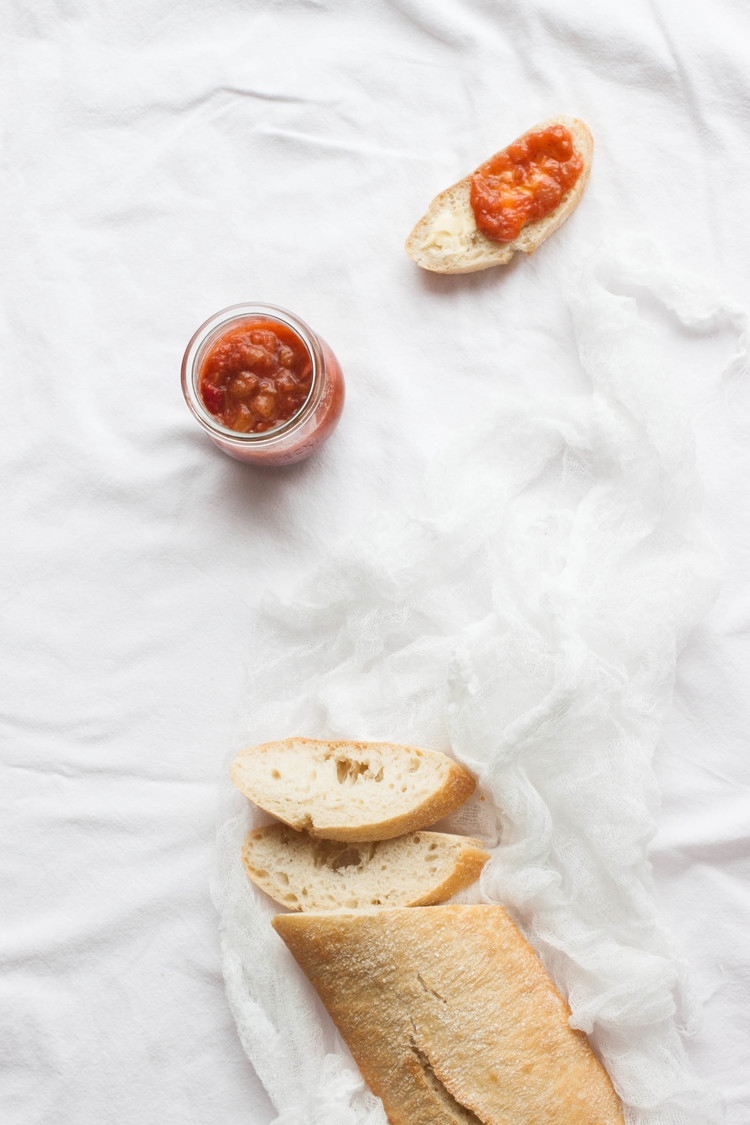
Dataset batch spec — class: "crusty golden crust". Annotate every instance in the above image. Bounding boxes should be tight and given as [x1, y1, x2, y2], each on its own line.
[273, 904, 624, 1125]
[407, 839, 488, 907]
[405, 116, 594, 274]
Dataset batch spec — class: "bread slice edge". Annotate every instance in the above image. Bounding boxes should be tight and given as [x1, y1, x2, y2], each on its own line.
[242, 824, 490, 911]
[229, 737, 477, 842]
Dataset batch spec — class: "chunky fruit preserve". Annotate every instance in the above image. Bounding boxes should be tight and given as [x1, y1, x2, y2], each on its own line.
[181, 304, 345, 466]
[469, 124, 583, 243]
[198, 319, 313, 434]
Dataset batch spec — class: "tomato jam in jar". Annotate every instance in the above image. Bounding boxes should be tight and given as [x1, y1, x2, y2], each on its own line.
[181, 304, 345, 465]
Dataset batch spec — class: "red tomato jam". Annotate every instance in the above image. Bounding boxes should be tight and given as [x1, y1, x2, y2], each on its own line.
[198, 319, 312, 434]
[469, 124, 583, 243]
[182, 304, 345, 466]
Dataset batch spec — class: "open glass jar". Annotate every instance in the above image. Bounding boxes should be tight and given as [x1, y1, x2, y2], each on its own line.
[181, 303, 345, 466]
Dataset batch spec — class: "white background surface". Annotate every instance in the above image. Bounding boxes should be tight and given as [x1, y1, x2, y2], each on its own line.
[2, 1, 750, 1122]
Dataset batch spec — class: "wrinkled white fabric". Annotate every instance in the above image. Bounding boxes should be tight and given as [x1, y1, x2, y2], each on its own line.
[5, 1, 750, 1123]
[214, 242, 746, 1125]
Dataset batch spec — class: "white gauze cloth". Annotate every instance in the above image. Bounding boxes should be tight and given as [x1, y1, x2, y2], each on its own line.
[213, 241, 746, 1125]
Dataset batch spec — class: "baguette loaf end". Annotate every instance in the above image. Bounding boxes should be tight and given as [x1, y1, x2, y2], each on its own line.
[273, 904, 625, 1125]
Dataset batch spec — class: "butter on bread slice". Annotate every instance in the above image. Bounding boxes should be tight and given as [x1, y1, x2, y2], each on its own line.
[273, 904, 624, 1125]
[405, 115, 593, 274]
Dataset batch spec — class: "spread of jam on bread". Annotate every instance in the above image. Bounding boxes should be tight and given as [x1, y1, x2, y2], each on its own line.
[469, 123, 584, 243]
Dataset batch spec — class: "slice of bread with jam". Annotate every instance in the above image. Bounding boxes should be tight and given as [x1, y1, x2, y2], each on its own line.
[406, 116, 593, 274]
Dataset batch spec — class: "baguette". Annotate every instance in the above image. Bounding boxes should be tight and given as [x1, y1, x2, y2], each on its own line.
[241, 823, 489, 911]
[405, 115, 593, 274]
[229, 737, 476, 842]
[273, 904, 624, 1125]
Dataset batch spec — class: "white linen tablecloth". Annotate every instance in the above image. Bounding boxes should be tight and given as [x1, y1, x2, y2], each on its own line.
[2, 1, 749, 1122]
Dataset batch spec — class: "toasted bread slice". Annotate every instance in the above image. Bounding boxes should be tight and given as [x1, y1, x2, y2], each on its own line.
[229, 737, 476, 842]
[273, 904, 624, 1125]
[405, 116, 593, 274]
[241, 823, 489, 911]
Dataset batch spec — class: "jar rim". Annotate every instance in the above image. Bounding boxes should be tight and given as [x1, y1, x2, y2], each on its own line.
[181, 303, 321, 445]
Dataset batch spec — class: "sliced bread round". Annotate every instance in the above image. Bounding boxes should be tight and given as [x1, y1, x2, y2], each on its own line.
[229, 737, 476, 841]
[405, 116, 593, 274]
[242, 823, 489, 911]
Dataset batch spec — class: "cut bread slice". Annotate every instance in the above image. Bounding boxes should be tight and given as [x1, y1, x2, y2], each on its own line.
[242, 823, 489, 911]
[405, 116, 593, 274]
[229, 737, 476, 842]
[273, 904, 624, 1125]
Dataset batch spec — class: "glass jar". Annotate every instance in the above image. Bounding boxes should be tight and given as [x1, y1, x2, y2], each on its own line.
[181, 303, 345, 466]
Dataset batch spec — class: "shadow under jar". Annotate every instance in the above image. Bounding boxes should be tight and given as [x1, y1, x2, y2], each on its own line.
[181, 303, 345, 466]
